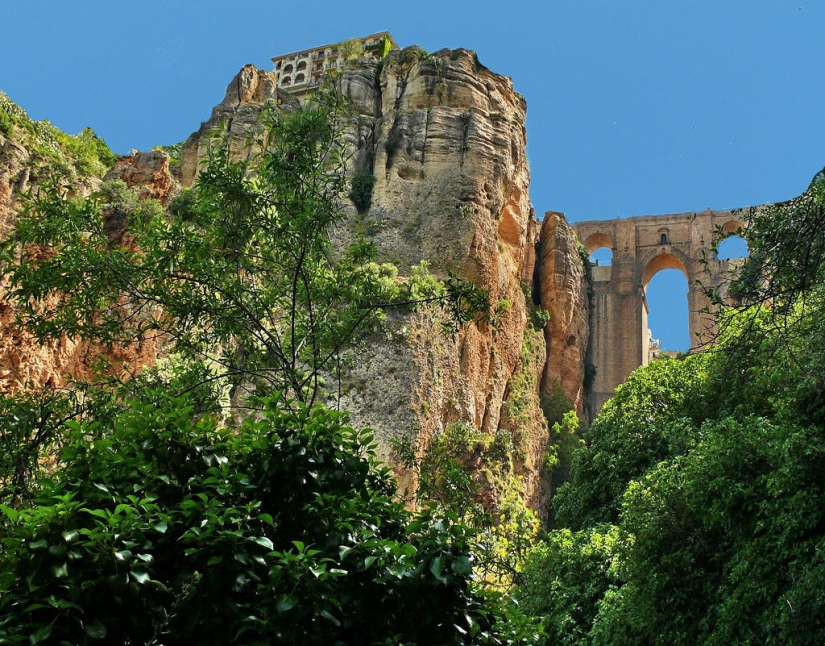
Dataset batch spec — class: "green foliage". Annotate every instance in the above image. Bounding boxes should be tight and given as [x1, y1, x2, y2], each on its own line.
[0, 83, 532, 644]
[418, 52, 444, 75]
[728, 171, 825, 312]
[0, 389, 77, 505]
[593, 414, 825, 644]
[338, 38, 364, 61]
[348, 167, 375, 213]
[545, 410, 584, 503]
[577, 240, 595, 307]
[526, 260, 825, 643]
[6, 87, 490, 410]
[0, 92, 115, 178]
[406, 260, 445, 301]
[0, 388, 531, 644]
[396, 414, 541, 590]
[153, 140, 184, 166]
[519, 525, 623, 645]
[540, 380, 573, 429]
[530, 306, 551, 330]
[55, 127, 118, 175]
[364, 35, 393, 59]
[553, 353, 715, 529]
[0, 109, 12, 136]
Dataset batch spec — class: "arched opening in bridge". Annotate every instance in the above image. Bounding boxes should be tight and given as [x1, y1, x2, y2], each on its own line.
[717, 220, 748, 259]
[584, 232, 613, 267]
[590, 247, 613, 266]
[642, 253, 690, 364]
[717, 235, 748, 259]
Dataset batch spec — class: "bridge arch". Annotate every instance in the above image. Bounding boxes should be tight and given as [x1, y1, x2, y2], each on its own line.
[572, 208, 740, 414]
[584, 232, 613, 254]
[640, 251, 691, 363]
[640, 249, 689, 287]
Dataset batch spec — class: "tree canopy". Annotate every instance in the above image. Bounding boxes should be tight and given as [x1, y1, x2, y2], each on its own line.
[518, 171, 825, 645]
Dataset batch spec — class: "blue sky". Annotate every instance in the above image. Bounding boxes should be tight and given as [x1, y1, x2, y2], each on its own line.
[3, 1, 823, 350]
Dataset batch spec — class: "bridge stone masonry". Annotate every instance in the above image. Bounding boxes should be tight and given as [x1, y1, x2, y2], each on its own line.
[570, 209, 746, 413]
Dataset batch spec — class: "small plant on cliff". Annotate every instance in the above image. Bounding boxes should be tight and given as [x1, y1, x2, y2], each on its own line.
[530, 307, 551, 330]
[338, 38, 364, 60]
[0, 109, 12, 136]
[0, 92, 115, 178]
[348, 167, 376, 213]
[153, 140, 184, 167]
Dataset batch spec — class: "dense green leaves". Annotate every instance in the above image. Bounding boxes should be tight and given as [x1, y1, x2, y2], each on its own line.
[0, 85, 532, 644]
[519, 168, 825, 643]
[553, 353, 715, 529]
[0, 388, 532, 644]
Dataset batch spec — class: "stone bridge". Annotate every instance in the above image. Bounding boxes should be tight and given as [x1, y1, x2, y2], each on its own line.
[571, 209, 745, 413]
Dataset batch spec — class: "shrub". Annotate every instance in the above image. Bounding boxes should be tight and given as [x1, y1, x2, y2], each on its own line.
[0, 389, 531, 645]
[349, 167, 376, 213]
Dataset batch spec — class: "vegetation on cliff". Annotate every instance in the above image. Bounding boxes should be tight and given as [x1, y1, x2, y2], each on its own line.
[4, 64, 822, 643]
[0, 87, 544, 644]
[518, 171, 825, 644]
[0, 91, 115, 180]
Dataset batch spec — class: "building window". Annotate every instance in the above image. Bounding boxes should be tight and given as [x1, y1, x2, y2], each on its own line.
[295, 73, 305, 83]
[275, 61, 282, 70]
[660, 233, 668, 245]
[281, 76, 291, 85]
[283, 64, 293, 74]
[297, 61, 307, 71]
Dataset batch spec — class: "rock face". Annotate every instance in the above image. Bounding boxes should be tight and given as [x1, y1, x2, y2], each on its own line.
[0, 49, 590, 519]
[180, 48, 590, 516]
[0, 129, 167, 393]
[179, 65, 299, 186]
[105, 150, 175, 204]
[539, 212, 590, 415]
[0, 137, 31, 234]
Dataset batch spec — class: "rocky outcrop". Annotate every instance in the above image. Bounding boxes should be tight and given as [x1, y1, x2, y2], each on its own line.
[104, 150, 175, 204]
[0, 123, 168, 394]
[539, 212, 590, 414]
[0, 47, 590, 519]
[179, 65, 299, 186]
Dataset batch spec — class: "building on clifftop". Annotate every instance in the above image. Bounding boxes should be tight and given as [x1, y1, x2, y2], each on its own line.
[272, 32, 399, 97]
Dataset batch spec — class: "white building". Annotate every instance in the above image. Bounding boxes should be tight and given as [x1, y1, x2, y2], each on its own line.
[272, 32, 399, 97]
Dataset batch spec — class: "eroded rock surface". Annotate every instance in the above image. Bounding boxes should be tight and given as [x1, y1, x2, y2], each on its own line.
[2, 48, 590, 519]
[539, 212, 590, 414]
[180, 48, 590, 515]
[105, 150, 175, 204]
[0, 129, 167, 393]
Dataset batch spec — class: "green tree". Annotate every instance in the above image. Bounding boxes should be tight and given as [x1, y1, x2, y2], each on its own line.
[0, 85, 541, 644]
[552, 353, 716, 529]
[0, 384, 536, 645]
[522, 246, 825, 642]
[5, 87, 489, 414]
[518, 525, 623, 646]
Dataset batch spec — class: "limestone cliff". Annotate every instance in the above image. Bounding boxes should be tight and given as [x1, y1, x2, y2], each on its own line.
[539, 212, 590, 415]
[0, 48, 590, 520]
[179, 48, 589, 517]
